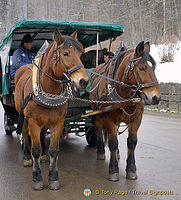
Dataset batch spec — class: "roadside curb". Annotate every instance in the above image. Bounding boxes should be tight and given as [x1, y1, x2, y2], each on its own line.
[144, 110, 181, 119]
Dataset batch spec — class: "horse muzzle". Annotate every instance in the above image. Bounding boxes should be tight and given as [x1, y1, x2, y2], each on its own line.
[142, 92, 161, 105]
[78, 78, 89, 91]
[70, 71, 89, 91]
[67, 64, 89, 91]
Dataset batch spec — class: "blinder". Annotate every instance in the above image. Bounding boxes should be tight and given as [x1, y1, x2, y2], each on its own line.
[140, 51, 156, 69]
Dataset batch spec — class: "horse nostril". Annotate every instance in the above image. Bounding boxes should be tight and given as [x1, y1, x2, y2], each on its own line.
[79, 78, 88, 89]
[152, 96, 160, 105]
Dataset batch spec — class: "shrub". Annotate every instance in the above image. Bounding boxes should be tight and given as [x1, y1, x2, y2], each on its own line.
[156, 34, 178, 63]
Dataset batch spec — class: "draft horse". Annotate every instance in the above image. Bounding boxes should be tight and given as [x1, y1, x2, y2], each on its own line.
[89, 41, 161, 181]
[14, 30, 88, 190]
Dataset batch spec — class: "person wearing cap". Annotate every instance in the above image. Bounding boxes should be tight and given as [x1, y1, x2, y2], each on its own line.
[10, 33, 35, 77]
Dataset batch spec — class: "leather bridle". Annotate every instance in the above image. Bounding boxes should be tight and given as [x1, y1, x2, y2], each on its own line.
[53, 43, 84, 82]
[124, 53, 158, 93]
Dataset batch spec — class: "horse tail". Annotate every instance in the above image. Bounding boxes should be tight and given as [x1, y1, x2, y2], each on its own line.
[16, 93, 33, 134]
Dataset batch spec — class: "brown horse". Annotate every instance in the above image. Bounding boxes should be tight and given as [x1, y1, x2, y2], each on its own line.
[14, 30, 88, 190]
[89, 41, 161, 181]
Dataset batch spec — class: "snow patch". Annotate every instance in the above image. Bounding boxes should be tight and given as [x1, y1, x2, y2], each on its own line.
[150, 42, 181, 83]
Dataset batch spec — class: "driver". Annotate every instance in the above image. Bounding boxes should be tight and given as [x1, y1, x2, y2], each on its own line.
[10, 33, 35, 78]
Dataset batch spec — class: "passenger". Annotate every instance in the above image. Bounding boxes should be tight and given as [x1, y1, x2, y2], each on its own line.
[81, 48, 114, 68]
[10, 33, 35, 78]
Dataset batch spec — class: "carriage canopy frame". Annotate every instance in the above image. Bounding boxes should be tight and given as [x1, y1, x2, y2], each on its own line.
[0, 19, 125, 95]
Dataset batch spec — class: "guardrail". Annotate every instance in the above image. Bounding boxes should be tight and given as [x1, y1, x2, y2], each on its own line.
[145, 83, 181, 114]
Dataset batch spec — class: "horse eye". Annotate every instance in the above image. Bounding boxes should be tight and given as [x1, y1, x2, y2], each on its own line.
[139, 67, 145, 71]
[147, 61, 152, 67]
[63, 52, 68, 56]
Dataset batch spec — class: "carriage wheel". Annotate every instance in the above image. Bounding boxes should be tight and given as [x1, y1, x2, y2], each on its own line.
[85, 125, 97, 147]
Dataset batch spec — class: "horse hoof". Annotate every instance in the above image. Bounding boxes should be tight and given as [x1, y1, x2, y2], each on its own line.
[97, 154, 105, 160]
[23, 159, 33, 167]
[126, 172, 137, 180]
[40, 155, 48, 163]
[108, 173, 119, 181]
[49, 181, 60, 190]
[32, 181, 44, 191]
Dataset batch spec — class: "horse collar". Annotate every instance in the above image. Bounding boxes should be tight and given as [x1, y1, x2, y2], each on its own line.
[32, 57, 72, 108]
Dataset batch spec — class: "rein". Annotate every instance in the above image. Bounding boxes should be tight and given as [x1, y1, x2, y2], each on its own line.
[33, 58, 69, 84]
[87, 44, 159, 102]
[85, 68, 134, 89]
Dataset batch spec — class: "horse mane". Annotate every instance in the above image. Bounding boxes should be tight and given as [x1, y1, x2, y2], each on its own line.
[114, 49, 133, 69]
[61, 36, 84, 52]
[115, 48, 156, 70]
[44, 35, 84, 55]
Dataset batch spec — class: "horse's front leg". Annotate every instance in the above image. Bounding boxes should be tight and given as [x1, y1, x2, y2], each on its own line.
[48, 120, 65, 190]
[126, 107, 143, 180]
[28, 119, 43, 190]
[95, 116, 105, 160]
[104, 117, 119, 181]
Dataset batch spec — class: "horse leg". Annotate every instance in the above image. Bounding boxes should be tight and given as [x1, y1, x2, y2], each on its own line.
[48, 121, 64, 190]
[101, 125, 120, 160]
[116, 126, 120, 160]
[96, 116, 105, 160]
[40, 129, 48, 163]
[126, 111, 143, 180]
[104, 118, 119, 181]
[126, 127, 138, 180]
[23, 124, 32, 167]
[28, 119, 43, 190]
[116, 148, 120, 160]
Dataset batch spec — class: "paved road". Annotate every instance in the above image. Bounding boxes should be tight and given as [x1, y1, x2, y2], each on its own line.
[0, 105, 180, 200]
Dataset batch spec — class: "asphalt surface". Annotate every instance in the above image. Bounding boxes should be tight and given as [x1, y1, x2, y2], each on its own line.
[0, 104, 180, 200]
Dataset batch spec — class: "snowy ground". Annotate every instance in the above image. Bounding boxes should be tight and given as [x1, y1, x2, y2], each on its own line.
[150, 42, 181, 83]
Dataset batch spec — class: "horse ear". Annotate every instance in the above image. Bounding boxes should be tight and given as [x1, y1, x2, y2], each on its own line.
[144, 42, 150, 53]
[70, 30, 77, 40]
[135, 41, 144, 57]
[53, 29, 63, 44]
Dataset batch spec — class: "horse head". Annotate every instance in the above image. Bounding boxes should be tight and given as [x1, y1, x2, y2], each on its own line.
[52, 29, 88, 91]
[102, 48, 114, 63]
[121, 41, 161, 105]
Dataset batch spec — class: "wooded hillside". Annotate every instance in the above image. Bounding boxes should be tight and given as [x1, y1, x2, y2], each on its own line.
[0, 0, 180, 47]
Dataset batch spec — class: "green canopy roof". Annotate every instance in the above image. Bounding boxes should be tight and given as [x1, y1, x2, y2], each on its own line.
[0, 20, 125, 53]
